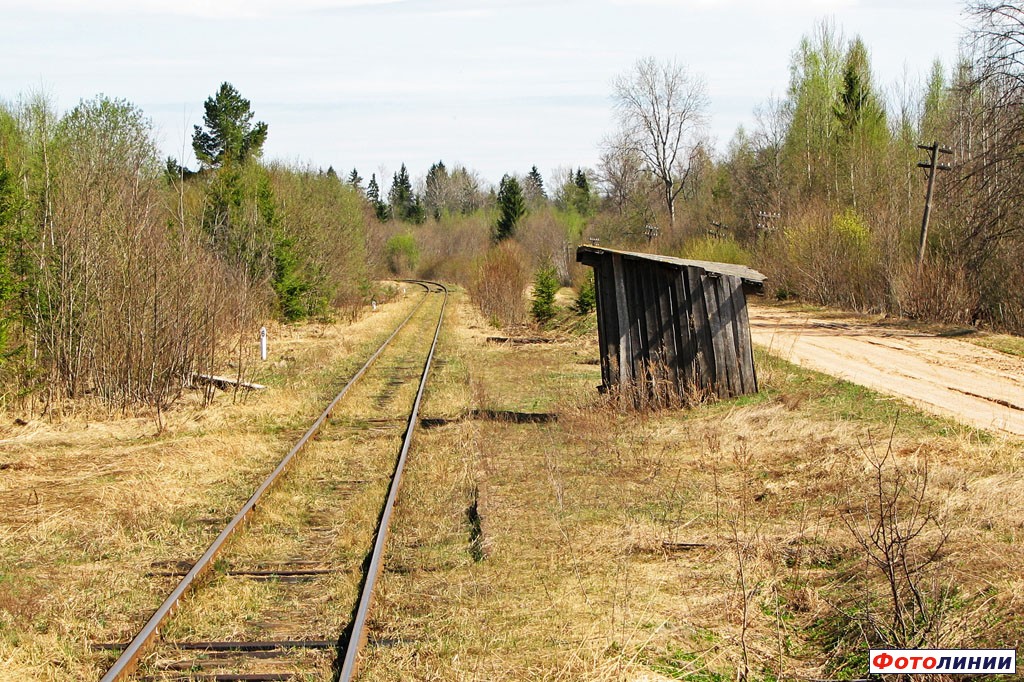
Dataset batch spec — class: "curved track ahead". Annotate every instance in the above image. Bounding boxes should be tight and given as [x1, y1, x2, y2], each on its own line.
[99, 281, 448, 682]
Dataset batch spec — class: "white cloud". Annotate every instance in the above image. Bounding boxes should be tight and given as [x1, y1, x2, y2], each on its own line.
[0, 0, 406, 19]
[609, 0, 855, 9]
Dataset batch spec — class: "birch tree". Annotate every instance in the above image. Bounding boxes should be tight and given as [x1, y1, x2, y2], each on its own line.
[609, 57, 709, 226]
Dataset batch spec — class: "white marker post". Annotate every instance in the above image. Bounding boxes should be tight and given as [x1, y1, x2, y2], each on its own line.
[260, 326, 268, 361]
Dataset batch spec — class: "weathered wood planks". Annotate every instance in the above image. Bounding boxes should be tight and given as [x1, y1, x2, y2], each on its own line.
[576, 246, 764, 402]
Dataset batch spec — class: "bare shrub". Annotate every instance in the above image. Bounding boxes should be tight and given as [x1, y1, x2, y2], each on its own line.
[757, 204, 886, 310]
[893, 258, 979, 324]
[415, 212, 490, 286]
[839, 424, 955, 652]
[32, 96, 267, 422]
[468, 241, 528, 327]
[517, 209, 575, 283]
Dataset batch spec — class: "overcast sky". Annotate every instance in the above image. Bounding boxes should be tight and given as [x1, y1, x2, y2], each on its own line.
[2, 0, 966, 188]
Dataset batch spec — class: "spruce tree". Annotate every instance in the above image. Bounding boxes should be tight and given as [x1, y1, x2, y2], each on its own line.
[531, 264, 560, 324]
[366, 174, 389, 221]
[347, 168, 363, 191]
[834, 38, 886, 136]
[524, 165, 547, 204]
[495, 174, 527, 241]
[388, 163, 421, 222]
[572, 168, 592, 215]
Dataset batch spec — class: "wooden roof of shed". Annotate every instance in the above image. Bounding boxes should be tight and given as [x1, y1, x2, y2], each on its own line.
[576, 246, 767, 287]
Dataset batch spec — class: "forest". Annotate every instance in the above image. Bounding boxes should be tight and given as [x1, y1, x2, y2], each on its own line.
[2, 4, 1024, 414]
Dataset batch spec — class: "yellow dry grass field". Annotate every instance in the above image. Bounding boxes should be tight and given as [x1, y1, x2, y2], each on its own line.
[0, 286, 425, 680]
[362, 294, 1024, 681]
[1, 287, 1022, 681]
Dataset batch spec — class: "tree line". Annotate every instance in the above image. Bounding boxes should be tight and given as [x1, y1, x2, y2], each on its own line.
[361, 5, 1024, 336]
[593, 7, 1024, 332]
[0, 83, 369, 417]
[6, 2, 1023, 414]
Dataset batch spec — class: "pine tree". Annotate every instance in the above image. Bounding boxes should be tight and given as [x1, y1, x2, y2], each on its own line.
[325, 165, 338, 180]
[495, 174, 527, 242]
[192, 82, 268, 169]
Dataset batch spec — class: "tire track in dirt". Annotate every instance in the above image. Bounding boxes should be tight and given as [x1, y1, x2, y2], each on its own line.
[749, 305, 1024, 437]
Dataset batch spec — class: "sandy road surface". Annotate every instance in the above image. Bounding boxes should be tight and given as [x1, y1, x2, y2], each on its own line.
[748, 304, 1024, 437]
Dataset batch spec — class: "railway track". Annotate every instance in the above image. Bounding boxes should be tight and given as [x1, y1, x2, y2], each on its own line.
[96, 281, 448, 682]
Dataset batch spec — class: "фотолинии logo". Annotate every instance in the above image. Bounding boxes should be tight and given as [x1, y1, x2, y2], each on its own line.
[870, 649, 1016, 675]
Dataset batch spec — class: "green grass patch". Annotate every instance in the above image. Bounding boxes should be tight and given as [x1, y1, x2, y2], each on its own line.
[752, 349, 990, 440]
[970, 334, 1024, 358]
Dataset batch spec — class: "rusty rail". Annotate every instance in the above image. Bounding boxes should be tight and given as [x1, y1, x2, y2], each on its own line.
[100, 282, 438, 682]
[336, 281, 447, 681]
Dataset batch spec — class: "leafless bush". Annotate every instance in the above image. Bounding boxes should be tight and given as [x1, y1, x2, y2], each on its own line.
[468, 241, 529, 327]
[31, 96, 266, 423]
[604, 357, 713, 413]
[414, 212, 490, 286]
[517, 210, 575, 283]
[893, 258, 979, 324]
[840, 424, 954, 651]
[756, 203, 887, 310]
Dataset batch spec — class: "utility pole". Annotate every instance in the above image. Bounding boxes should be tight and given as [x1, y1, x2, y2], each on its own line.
[917, 141, 952, 271]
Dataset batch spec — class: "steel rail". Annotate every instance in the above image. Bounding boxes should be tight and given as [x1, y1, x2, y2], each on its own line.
[101, 283, 434, 682]
[336, 281, 448, 682]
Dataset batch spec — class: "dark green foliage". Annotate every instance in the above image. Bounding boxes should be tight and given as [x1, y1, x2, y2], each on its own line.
[557, 167, 594, 216]
[192, 82, 268, 169]
[495, 174, 527, 241]
[271, 232, 313, 321]
[573, 168, 592, 215]
[833, 38, 886, 135]
[325, 165, 338, 179]
[531, 264, 559, 324]
[366, 174, 389, 220]
[260, 172, 319, 321]
[574, 272, 596, 315]
[347, 167, 362, 191]
[164, 156, 195, 181]
[388, 163, 423, 223]
[524, 165, 547, 203]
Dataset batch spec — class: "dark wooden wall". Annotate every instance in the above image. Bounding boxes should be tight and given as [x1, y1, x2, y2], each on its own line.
[577, 248, 758, 401]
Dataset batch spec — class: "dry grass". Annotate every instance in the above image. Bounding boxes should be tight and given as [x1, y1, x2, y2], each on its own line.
[0, 287, 426, 681]
[2, 286, 1022, 681]
[359, 292, 1024, 681]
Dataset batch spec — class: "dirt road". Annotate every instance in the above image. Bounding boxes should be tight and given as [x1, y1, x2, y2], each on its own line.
[748, 304, 1024, 437]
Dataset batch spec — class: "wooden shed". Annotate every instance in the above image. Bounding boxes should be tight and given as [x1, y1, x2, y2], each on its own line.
[576, 246, 767, 402]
